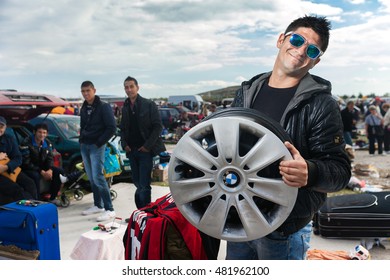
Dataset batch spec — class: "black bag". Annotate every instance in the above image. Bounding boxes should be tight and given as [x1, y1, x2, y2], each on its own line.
[368, 125, 384, 136]
[313, 192, 390, 238]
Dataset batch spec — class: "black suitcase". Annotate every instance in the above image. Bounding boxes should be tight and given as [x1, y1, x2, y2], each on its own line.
[0, 200, 61, 260]
[313, 192, 390, 238]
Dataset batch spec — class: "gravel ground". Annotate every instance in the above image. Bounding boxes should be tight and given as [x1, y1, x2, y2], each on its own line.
[351, 149, 390, 190]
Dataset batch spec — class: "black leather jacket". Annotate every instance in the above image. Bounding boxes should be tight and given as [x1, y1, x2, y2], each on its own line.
[120, 95, 165, 156]
[233, 72, 351, 234]
[20, 135, 54, 172]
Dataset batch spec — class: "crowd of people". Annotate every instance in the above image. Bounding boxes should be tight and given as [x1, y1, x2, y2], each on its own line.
[340, 97, 390, 156]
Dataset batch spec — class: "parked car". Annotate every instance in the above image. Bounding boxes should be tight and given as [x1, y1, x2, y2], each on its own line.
[158, 107, 180, 131]
[28, 114, 81, 173]
[0, 90, 68, 183]
[29, 113, 131, 181]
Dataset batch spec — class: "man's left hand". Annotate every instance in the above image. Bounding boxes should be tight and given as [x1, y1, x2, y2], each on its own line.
[279, 141, 308, 188]
[41, 169, 53, 180]
[138, 146, 150, 153]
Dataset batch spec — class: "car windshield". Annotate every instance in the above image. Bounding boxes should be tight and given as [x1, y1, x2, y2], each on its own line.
[56, 118, 80, 139]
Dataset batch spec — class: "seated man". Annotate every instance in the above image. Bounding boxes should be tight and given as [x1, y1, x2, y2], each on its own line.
[0, 116, 36, 205]
[20, 123, 64, 206]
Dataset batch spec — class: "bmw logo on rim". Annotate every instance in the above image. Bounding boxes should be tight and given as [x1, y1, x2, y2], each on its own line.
[223, 171, 240, 187]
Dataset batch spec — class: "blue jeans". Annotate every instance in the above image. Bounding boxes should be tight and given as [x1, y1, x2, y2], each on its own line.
[80, 143, 114, 211]
[226, 222, 312, 260]
[127, 150, 153, 209]
[343, 131, 353, 146]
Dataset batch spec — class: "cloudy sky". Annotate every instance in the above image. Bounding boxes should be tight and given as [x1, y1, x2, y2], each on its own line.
[1, 0, 389, 100]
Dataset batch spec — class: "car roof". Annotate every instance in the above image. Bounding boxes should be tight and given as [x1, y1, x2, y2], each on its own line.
[34, 113, 80, 120]
[0, 90, 69, 124]
[159, 107, 177, 111]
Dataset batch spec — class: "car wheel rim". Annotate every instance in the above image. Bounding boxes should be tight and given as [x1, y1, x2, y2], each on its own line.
[168, 109, 297, 241]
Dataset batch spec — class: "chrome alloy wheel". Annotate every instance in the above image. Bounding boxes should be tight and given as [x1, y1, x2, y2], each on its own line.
[168, 108, 298, 241]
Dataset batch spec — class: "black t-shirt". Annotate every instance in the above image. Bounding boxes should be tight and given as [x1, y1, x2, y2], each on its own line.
[127, 102, 144, 149]
[252, 80, 297, 122]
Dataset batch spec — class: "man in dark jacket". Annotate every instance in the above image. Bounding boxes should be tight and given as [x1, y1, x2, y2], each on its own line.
[0, 116, 36, 205]
[79, 81, 117, 222]
[227, 15, 351, 260]
[341, 100, 360, 146]
[20, 123, 64, 206]
[120, 76, 165, 209]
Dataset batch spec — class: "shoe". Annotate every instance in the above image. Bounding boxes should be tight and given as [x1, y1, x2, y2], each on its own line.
[96, 210, 116, 222]
[49, 199, 62, 207]
[82, 206, 105, 216]
[59, 174, 68, 184]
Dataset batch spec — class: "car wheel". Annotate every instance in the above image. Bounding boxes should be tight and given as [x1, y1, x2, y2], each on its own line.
[168, 108, 298, 241]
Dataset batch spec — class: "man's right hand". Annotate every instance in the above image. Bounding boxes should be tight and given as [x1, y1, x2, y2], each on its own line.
[0, 152, 7, 160]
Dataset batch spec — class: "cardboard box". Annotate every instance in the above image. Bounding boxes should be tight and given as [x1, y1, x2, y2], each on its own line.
[152, 168, 168, 182]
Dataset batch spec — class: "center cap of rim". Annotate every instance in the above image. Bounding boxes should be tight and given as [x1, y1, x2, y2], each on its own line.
[223, 171, 240, 188]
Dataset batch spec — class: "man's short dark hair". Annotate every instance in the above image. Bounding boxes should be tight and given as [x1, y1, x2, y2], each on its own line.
[284, 15, 331, 52]
[81, 80, 95, 88]
[34, 123, 48, 132]
[124, 76, 138, 86]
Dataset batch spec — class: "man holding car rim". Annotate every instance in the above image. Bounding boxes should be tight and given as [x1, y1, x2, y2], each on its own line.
[227, 15, 351, 260]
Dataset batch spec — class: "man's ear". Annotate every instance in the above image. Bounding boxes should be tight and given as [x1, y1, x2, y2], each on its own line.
[276, 33, 285, 49]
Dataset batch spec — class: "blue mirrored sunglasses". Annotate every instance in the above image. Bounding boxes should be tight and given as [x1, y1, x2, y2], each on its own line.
[284, 32, 323, 60]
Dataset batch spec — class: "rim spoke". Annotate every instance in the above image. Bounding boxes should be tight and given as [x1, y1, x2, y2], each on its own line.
[212, 118, 240, 164]
[246, 178, 294, 207]
[198, 196, 229, 236]
[169, 178, 216, 205]
[236, 194, 273, 238]
[240, 134, 288, 171]
[174, 137, 219, 174]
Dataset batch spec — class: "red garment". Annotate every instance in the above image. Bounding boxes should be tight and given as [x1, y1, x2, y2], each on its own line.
[123, 193, 208, 260]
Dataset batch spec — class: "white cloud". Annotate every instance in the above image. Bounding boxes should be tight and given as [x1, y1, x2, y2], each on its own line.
[0, 0, 389, 98]
[347, 0, 366, 4]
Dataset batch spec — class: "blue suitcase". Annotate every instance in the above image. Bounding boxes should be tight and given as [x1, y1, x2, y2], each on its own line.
[0, 200, 61, 260]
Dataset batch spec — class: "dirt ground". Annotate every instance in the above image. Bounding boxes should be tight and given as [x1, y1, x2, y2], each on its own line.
[351, 149, 390, 190]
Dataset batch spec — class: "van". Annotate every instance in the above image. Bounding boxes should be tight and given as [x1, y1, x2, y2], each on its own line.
[168, 95, 204, 112]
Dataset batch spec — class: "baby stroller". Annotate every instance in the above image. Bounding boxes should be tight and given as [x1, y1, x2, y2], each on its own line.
[59, 142, 122, 207]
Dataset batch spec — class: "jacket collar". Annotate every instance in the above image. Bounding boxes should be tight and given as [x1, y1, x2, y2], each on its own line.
[241, 72, 332, 125]
[82, 95, 101, 108]
[31, 134, 48, 148]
